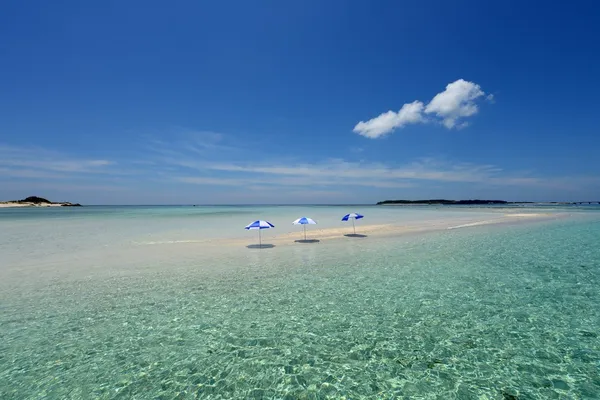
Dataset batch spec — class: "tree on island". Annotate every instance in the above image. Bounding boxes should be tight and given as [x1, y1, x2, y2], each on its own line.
[19, 196, 51, 204]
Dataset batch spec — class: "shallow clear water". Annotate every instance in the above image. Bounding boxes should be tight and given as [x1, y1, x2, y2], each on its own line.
[0, 205, 514, 269]
[1, 206, 599, 399]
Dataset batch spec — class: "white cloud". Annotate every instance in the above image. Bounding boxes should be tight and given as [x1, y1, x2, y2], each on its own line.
[353, 101, 424, 138]
[425, 79, 486, 129]
[354, 79, 489, 138]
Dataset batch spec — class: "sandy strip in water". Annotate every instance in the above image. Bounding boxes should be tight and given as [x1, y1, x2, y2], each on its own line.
[135, 212, 559, 248]
[0, 211, 567, 288]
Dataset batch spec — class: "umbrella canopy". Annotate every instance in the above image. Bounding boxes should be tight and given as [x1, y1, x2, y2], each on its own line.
[341, 213, 364, 221]
[292, 217, 317, 225]
[245, 220, 274, 248]
[245, 220, 275, 230]
[292, 217, 317, 241]
[341, 213, 364, 234]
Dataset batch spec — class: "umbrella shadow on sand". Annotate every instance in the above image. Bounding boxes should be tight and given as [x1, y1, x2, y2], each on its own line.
[294, 239, 320, 244]
[344, 233, 368, 238]
[246, 244, 276, 249]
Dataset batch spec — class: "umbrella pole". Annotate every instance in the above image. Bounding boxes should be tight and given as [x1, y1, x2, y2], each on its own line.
[353, 218, 356, 234]
[304, 225, 306, 240]
[259, 229, 262, 248]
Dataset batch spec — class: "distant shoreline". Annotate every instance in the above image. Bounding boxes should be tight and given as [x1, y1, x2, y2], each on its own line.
[0, 196, 81, 208]
[1, 197, 599, 208]
[376, 199, 599, 206]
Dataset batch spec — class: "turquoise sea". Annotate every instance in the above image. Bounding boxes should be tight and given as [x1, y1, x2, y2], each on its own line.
[1, 205, 599, 399]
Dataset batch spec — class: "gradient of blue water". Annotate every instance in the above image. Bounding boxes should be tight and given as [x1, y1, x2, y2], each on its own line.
[1, 206, 599, 399]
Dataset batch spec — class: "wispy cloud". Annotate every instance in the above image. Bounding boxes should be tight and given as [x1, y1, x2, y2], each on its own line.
[0, 167, 66, 180]
[353, 79, 491, 138]
[0, 144, 114, 177]
[195, 159, 499, 183]
[1, 180, 130, 193]
[140, 129, 532, 191]
[140, 134, 573, 191]
[145, 128, 241, 157]
[177, 176, 248, 186]
[176, 173, 414, 189]
[161, 151, 549, 189]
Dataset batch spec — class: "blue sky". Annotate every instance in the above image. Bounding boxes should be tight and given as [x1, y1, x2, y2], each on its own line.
[1, 0, 599, 204]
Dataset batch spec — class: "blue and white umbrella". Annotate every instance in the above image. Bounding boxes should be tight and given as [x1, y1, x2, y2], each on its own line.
[245, 220, 274, 248]
[341, 213, 364, 234]
[292, 217, 317, 240]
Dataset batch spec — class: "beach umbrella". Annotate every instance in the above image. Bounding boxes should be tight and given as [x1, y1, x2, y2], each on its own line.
[245, 220, 274, 248]
[341, 213, 364, 234]
[292, 217, 317, 240]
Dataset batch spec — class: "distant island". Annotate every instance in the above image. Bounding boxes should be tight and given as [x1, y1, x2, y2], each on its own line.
[377, 199, 524, 205]
[0, 196, 82, 208]
[376, 199, 599, 205]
